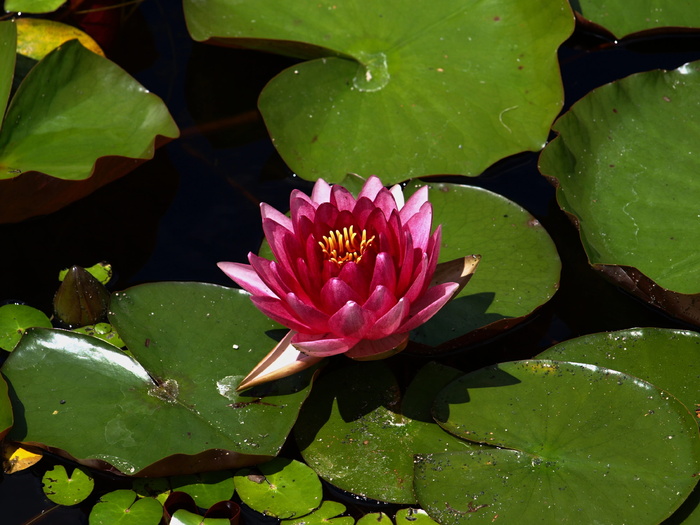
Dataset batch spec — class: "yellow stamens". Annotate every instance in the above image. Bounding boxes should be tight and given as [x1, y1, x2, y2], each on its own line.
[318, 225, 375, 266]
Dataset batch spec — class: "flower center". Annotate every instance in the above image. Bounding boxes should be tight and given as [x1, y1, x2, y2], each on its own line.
[318, 225, 375, 266]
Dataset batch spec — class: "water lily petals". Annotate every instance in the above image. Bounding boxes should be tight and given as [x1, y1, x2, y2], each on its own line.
[345, 332, 410, 361]
[330, 184, 356, 211]
[217, 261, 275, 298]
[291, 197, 318, 236]
[365, 296, 409, 339]
[285, 293, 329, 333]
[400, 282, 459, 332]
[403, 201, 433, 250]
[311, 178, 331, 204]
[390, 184, 405, 209]
[261, 202, 293, 231]
[320, 277, 362, 313]
[328, 301, 368, 338]
[237, 330, 323, 391]
[337, 260, 371, 297]
[403, 253, 430, 304]
[292, 333, 359, 357]
[248, 254, 292, 298]
[250, 296, 315, 333]
[263, 218, 298, 268]
[357, 175, 385, 201]
[400, 184, 429, 223]
[373, 187, 400, 219]
[369, 252, 397, 296]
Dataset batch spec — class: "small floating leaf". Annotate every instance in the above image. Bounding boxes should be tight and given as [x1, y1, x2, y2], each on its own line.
[42, 464, 94, 506]
[89, 489, 163, 525]
[0, 304, 52, 351]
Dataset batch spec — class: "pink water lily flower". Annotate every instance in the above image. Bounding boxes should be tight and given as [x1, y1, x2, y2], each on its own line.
[219, 176, 479, 390]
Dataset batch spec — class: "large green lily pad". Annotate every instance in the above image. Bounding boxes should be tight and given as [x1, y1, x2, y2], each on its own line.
[184, 0, 574, 183]
[539, 60, 700, 319]
[537, 327, 700, 424]
[573, 0, 700, 39]
[407, 182, 561, 350]
[295, 362, 479, 504]
[1, 283, 315, 476]
[0, 22, 178, 222]
[418, 360, 700, 524]
[4, 0, 66, 14]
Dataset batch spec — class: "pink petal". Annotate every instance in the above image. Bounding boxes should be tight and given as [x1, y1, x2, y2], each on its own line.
[403, 201, 433, 251]
[263, 219, 298, 269]
[292, 332, 359, 357]
[362, 285, 397, 321]
[396, 230, 417, 295]
[358, 175, 385, 201]
[250, 296, 314, 333]
[330, 184, 357, 211]
[285, 293, 329, 333]
[372, 188, 400, 220]
[365, 296, 410, 338]
[327, 300, 368, 338]
[291, 198, 317, 238]
[337, 260, 371, 299]
[403, 253, 430, 304]
[260, 202, 292, 231]
[248, 254, 293, 299]
[400, 185, 429, 223]
[311, 178, 332, 204]
[344, 332, 409, 360]
[351, 197, 377, 228]
[398, 282, 459, 332]
[217, 261, 275, 298]
[320, 277, 362, 313]
[368, 252, 397, 295]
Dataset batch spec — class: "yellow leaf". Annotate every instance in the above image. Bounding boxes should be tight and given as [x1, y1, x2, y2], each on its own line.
[2, 442, 43, 474]
[15, 18, 105, 60]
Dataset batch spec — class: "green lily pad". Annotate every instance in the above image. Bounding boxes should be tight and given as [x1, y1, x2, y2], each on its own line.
[0, 37, 178, 180]
[357, 513, 392, 525]
[42, 464, 94, 506]
[296, 362, 478, 504]
[234, 457, 322, 519]
[407, 182, 561, 350]
[72, 323, 125, 348]
[395, 508, 439, 525]
[171, 509, 229, 525]
[0, 21, 15, 119]
[89, 489, 163, 525]
[0, 304, 52, 351]
[170, 471, 235, 509]
[419, 360, 700, 524]
[574, 0, 700, 39]
[0, 373, 13, 440]
[539, 60, 700, 312]
[5, 0, 66, 14]
[184, 0, 574, 183]
[283, 501, 353, 525]
[2, 283, 315, 476]
[537, 327, 700, 425]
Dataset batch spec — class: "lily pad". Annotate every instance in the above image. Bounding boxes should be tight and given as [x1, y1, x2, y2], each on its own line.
[4, 0, 66, 13]
[395, 508, 439, 525]
[295, 362, 478, 504]
[539, 60, 700, 322]
[89, 489, 163, 525]
[42, 464, 94, 506]
[418, 360, 700, 524]
[537, 327, 700, 425]
[573, 0, 700, 39]
[0, 22, 15, 119]
[2, 283, 315, 476]
[170, 471, 235, 509]
[407, 182, 561, 350]
[184, 0, 574, 183]
[0, 375, 13, 441]
[357, 513, 392, 525]
[16, 18, 105, 60]
[283, 500, 353, 525]
[0, 304, 52, 351]
[234, 457, 322, 519]
[171, 509, 229, 525]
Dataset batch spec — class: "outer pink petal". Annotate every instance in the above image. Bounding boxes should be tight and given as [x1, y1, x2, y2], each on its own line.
[260, 202, 292, 231]
[403, 253, 430, 304]
[358, 175, 385, 201]
[344, 332, 409, 359]
[403, 201, 432, 251]
[311, 178, 332, 204]
[217, 261, 275, 298]
[362, 284, 396, 317]
[330, 185, 356, 211]
[399, 185, 429, 223]
[372, 188, 400, 220]
[327, 301, 368, 338]
[365, 296, 409, 339]
[263, 219, 298, 269]
[398, 282, 459, 332]
[285, 293, 329, 333]
[248, 254, 294, 299]
[291, 198, 317, 237]
[250, 296, 314, 333]
[369, 252, 397, 296]
[292, 332, 359, 357]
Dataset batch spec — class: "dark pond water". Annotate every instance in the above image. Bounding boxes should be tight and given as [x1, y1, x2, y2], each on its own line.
[1, 1, 700, 523]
